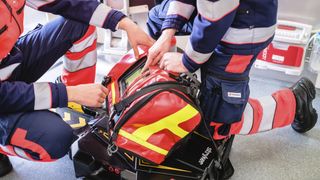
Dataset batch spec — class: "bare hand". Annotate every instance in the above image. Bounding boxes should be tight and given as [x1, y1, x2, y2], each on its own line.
[142, 29, 176, 72]
[118, 17, 155, 59]
[67, 84, 109, 107]
[159, 52, 189, 73]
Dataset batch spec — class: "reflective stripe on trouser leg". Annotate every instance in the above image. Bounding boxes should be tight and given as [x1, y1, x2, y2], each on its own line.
[62, 26, 97, 85]
[211, 88, 296, 139]
[0, 145, 17, 156]
[10, 128, 54, 162]
[0, 144, 35, 161]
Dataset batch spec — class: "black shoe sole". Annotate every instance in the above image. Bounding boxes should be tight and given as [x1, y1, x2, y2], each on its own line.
[292, 109, 318, 133]
[291, 78, 318, 133]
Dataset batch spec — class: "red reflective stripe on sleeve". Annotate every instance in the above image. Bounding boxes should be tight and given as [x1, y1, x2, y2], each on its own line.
[74, 26, 96, 44]
[62, 65, 96, 86]
[225, 55, 253, 73]
[10, 128, 53, 162]
[248, 98, 263, 134]
[272, 89, 296, 128]
[65, 39, 97, 60]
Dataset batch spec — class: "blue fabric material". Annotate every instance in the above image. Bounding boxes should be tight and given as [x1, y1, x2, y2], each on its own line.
[0, 110, 74, 160]
[147, 0, 195, 39]
[0, 18, 89, 143]
[103, 9, 126, 32]
[150, 0, 278, 72]
[199, 74, 249, 125]
[1, 17, 88, 113]
[147, 0, 278, 136]
[37, 0, 125, 31]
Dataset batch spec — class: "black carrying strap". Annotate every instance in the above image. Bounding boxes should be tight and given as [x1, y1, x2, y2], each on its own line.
[113, 81, 192, 114]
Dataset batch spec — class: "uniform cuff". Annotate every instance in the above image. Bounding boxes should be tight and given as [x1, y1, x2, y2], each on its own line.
[161, 15, 187, 31]
[103, 10, 126, 32]
[49, 83, 68, 108]
[182, 53, 201, 73]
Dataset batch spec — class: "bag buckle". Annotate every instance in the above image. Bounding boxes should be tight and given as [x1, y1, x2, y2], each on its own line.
[107, 142, 118, 156]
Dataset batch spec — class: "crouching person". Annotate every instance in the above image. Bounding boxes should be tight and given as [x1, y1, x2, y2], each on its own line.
[0, 0, 154, 176]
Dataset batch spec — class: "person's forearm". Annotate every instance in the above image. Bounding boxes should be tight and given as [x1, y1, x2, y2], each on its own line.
[66, 86, 76, 102]
[117, 17, 135, 31]
[0, 81, 67, 113]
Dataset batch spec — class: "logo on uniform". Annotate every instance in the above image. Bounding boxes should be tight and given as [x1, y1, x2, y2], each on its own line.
[228, 92, 242, 98]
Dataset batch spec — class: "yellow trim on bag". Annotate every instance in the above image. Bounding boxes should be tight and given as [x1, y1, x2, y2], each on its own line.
[124, 153, 135, 161]
[119, 130, 168, 155]
[70, 117, 86, 128]
[111, 82, 116, 104]
[68, 102, 84, 113]
[132, 104, 199, 141]
[63, 112, 71, 121]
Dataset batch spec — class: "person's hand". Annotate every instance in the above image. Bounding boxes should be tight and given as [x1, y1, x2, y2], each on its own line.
[142, 29, 177, 72]
[66, 84, 108, 107]
[159, 52, 189, 73]
[118, 17, 155, 59]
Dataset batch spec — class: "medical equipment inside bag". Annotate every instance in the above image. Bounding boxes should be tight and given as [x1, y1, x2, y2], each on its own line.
[104, 47, 202, 164]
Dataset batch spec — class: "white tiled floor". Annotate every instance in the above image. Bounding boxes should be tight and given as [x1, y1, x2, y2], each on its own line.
[3, 7, 320, 180]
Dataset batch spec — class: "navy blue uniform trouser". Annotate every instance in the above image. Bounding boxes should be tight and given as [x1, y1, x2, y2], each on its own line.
[0, 17, 89, 161]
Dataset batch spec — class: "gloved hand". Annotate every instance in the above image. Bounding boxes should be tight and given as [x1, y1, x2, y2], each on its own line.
[142, 29, 177, 72]
[66, 84, 109, 107]
[159, 52, 188, 73]
[118, 17, 155, 59]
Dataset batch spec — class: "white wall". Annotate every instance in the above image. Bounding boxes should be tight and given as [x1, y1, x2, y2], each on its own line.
[278, 0, 320, 29]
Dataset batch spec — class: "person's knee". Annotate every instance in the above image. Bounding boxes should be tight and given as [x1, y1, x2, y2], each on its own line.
[42, 120, 74, 160]
[15, 111, 75, 161]
[61, 17, 93, 43]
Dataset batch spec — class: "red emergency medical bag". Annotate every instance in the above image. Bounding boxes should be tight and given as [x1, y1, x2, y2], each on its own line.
[105, 47, 202, 164]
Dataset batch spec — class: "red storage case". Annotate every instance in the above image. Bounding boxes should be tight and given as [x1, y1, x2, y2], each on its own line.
[257, 42, 304, 67]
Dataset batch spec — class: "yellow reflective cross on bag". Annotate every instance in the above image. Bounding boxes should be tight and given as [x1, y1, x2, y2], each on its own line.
[116, 104, 201, 164]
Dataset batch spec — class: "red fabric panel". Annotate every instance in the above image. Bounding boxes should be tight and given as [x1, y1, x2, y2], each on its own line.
[10, 128, 53, 162]
[225, 55, 253, 73]
[272, 89, 296, 128]
[229, 116, 245, 135]
[210, 122, 228, 140]
[62, 65, 96, 85]
[73, 26, 96, 44]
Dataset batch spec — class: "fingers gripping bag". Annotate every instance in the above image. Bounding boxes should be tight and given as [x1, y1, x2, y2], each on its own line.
[104, 46, 203, 164]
